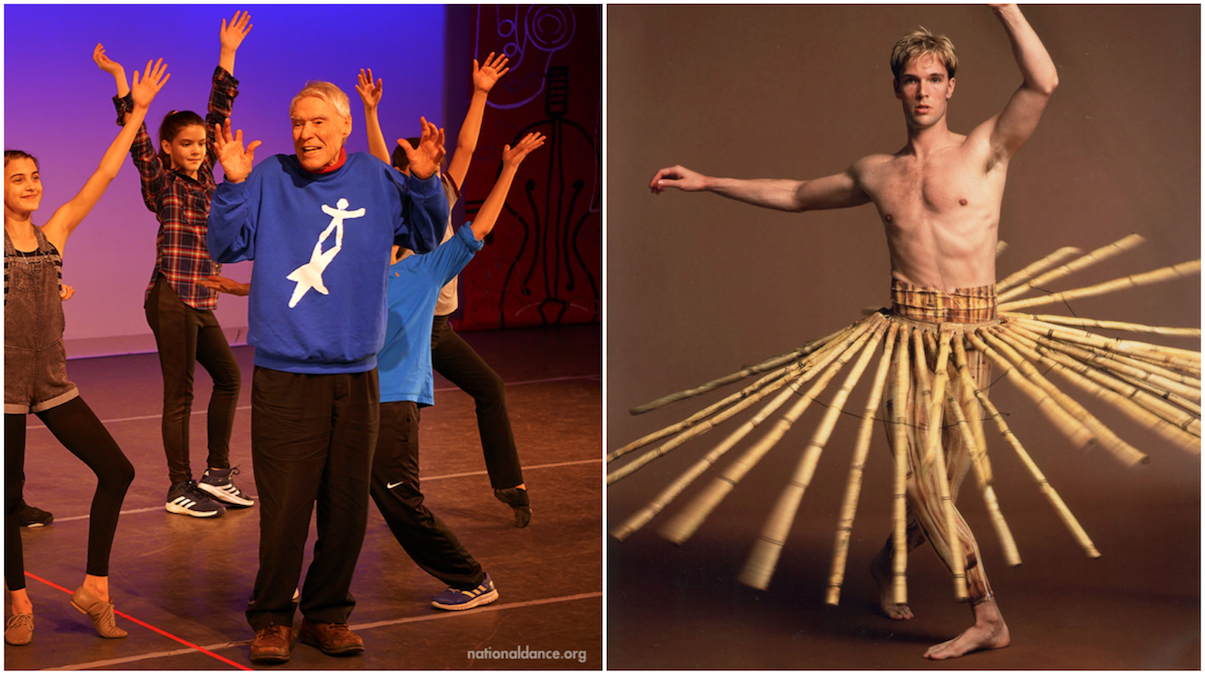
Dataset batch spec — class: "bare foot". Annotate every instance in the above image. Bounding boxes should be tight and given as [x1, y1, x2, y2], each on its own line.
[870, 547, 913, 620]
[923, 599, 1010, 660]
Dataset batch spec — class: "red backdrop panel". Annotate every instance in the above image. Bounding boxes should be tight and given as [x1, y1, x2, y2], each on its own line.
[457, 5, 601, 330]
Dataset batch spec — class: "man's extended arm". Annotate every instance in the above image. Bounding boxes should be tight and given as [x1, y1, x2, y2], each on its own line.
[649, 164, 869, 213]
[982, 4, 1058, 162]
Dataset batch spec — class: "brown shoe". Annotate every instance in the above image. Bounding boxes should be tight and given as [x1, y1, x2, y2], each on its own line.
[5, 613, 33, 646]
[70, 586, 127, 639]
[250, 624, 295, 664]
[299, 618, 364, 656]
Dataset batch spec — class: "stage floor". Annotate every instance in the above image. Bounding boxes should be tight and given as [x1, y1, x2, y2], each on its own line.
[7, 324, 601, 670]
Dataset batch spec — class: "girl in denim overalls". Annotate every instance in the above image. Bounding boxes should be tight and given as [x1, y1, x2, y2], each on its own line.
[3, 58, 168, 647]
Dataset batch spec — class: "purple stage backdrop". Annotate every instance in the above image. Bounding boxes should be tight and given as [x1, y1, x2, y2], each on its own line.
[4, 4, 451, 357]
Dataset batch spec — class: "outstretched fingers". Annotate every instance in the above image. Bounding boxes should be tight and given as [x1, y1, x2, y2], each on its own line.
[503, 132, 547, 165]
[221, 10, 253, 44]
[356, 68, 383, 104]
[482, 51, 510, 75]
[131, 58, 170, 106]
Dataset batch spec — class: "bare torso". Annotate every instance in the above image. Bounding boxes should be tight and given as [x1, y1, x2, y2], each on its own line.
[854, 131, 1007, 292]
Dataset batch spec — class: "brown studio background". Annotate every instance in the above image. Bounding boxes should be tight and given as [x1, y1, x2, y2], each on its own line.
[606, 5, 1199, 669]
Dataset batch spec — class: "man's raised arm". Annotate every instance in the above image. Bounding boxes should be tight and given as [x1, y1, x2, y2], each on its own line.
[983, 4, 1058, 162]
[648, 164, 869, 213]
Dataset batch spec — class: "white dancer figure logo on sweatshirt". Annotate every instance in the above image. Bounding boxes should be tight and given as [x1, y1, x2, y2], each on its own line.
[286, 198, 366, 308]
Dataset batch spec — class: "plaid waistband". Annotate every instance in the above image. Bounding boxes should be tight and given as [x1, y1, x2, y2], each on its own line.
[890, 279, 997, 324]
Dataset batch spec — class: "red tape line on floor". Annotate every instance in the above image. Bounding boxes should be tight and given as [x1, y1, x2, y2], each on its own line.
[24, 571, 252, 671]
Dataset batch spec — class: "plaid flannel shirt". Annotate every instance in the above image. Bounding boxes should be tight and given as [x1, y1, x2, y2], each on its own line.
[114, 66, 238, 311]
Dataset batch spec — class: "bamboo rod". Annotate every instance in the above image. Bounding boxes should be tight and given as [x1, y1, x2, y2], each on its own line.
[945, 387, 1021, 566]
[606, 323, 867, 483]
[996, 246, 1082, 294]
[1101, 350, 1202, 393]
[1008, 320, 1199, 386]
[1012, 317, 1201, 372]
[1009, 322, 1202, 404]
[1123, 349, 1202, 378]
[999, 259, 1202, 312]
[980, 327, 1149, 467]
[995, 326, 1201, 455]
[1002, 312, 1201, 338]
[629, 324, 854, 415]
[740, 322, 888, 590]
[996, 240, 1009, 258]
[611, 323, 866, 462]
[997, 234, 1146, 302]
[969, 375, 1101, 558]
[951, 336, 994, 485]
[890, 325, 911, 606]
[963, 330, 1099, 450]
[612, 319, 880, 537]
[1111, 370, 1202, 417]
[609, 367, 791, 463]
[610, 361, 799, 463]
[914, 328, 968, 601]
[826, 322, 900, 605]
[1006, 325, 1201, 441]
[659, 316, 883, 545]
[611, 352, 834, 535]
[997, 318, 1205, 388]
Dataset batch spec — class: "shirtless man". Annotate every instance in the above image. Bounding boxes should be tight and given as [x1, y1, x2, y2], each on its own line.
[648, 4, 1057, 661]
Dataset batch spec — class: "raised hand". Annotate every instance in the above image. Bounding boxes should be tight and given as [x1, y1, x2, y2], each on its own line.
[92, 43, 123, 76]
[356, 68, 383, 110]
[214, 118, 261, 183]
[649, 165, 707, 194]
[472, 52, 510, 93]
[220, 10, 253, 52]
[130, 58, 170, 110]
[397, 117, 446, 180]
[502, 132, 546, 168]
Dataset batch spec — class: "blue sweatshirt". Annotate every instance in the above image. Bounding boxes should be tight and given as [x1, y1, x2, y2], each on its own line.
[379, 223, 483, 405]
[207, 151, 448, 374]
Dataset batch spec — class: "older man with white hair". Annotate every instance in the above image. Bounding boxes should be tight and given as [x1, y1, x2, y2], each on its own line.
[208, 80, 448, 664]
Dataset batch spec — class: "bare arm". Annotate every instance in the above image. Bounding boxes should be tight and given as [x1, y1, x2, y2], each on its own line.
[447, 52, 509, 189]
[355, 68, 391, 164]
[93, 43, 129, 98]
[43, 59, 170, 252]
[218, 10, 252, 76]
[649, 164, 870, 212]
[981, 4, 1059, 163]
[471, 132, 546, 240]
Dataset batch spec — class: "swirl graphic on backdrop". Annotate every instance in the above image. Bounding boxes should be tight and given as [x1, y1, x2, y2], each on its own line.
[461, 5, 600, 329]
[481, 5, 577, 111]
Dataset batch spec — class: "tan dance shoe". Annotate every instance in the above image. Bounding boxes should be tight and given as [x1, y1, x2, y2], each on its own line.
[70, 586, 128, 639]
[4, 613, 33, 645]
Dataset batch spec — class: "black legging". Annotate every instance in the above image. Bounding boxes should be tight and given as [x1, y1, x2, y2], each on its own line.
[5, 397, 134, 591]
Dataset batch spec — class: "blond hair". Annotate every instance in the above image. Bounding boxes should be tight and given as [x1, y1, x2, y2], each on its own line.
[890, 27, 958, 81]
[289, 81, 351, 120]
